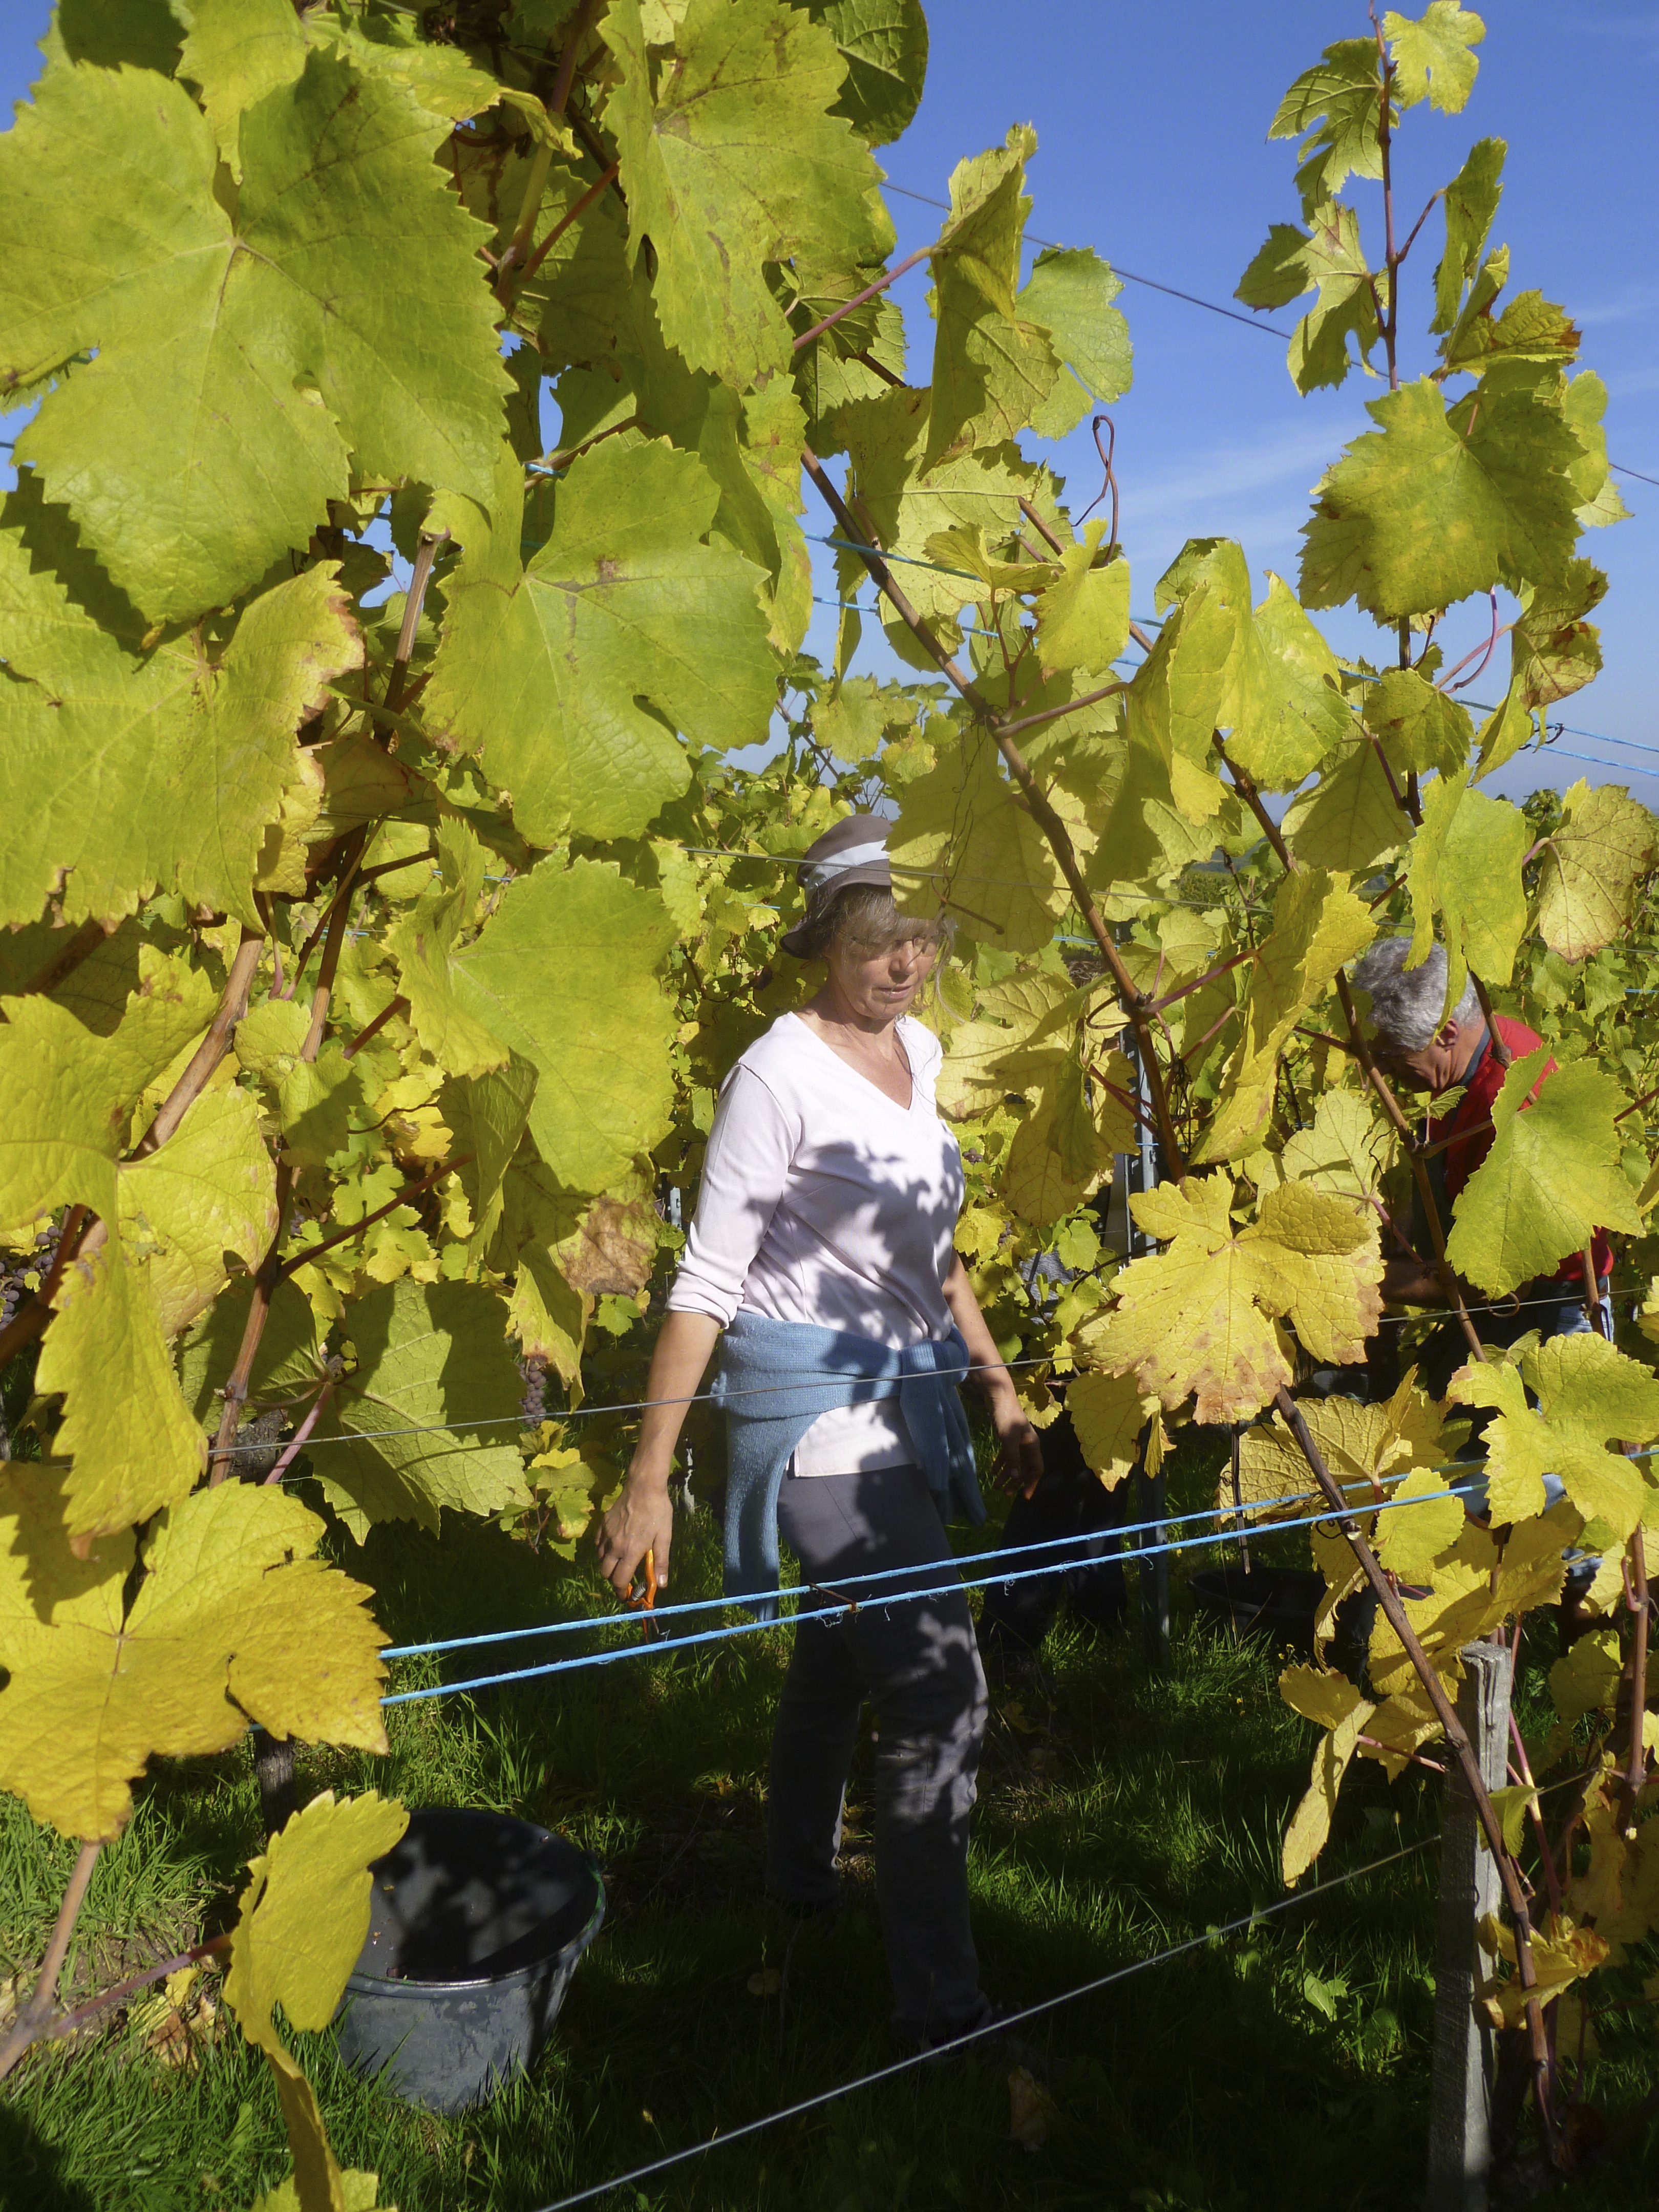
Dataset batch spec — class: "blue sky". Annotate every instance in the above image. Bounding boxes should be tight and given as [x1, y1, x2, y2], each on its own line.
[3, 2, 1653, 801]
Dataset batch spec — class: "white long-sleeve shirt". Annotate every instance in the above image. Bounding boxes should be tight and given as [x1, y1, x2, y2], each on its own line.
[667, 1013, 965, 1474]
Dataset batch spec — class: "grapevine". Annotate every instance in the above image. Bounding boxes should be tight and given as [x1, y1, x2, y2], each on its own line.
[0, 0, 1653, 2196]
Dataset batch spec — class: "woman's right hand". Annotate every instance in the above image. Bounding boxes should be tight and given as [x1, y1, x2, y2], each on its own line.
[594, 1466, 674, 1598]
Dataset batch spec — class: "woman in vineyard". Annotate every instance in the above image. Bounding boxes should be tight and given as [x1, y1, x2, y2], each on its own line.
[596, 814, 1043, 2048]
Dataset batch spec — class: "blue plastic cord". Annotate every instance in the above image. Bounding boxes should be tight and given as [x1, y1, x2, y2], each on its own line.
[375, 1462, 1444, 1661]
[378, 1477, 1481, 1706]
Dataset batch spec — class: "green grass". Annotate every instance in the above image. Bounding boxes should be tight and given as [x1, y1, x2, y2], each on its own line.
[4, 1441, 1655, 2212]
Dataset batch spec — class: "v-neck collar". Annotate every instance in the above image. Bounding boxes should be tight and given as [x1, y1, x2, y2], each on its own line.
[785, 1011, 917, 1113]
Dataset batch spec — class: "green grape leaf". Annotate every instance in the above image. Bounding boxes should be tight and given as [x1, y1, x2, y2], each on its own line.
[1140, 543, 1348, 794]
[448, 858, 678, 1192]
[1200, 867, 1376, 1163]
[1035, 525, 1130, 674]
[117, 1083, 280, 1336]
[0, 984, 218, 1237]
[5, 52, 509, 621]
[303, 5, 511, 125]
[277, 1049, 374, 1174]
[387, 821, 513, 1082]
[1299, 377, 1585, 622]
[178, 1277, 325, 1427]
[0, 1475, 387, 1839]
[1535, 780, 1656, 963]
[1079, 1175, 1383, 1424]
[225, 1788, 409, 2054]
[1562, 370, 1630, 530]
[1269, 39, 1387, 213]
[1065, 1368, 1157, 1490]
[603, 0, 888, 390]
[1443, 1049, 1644, 1295]
[314, 1280, 531, 1542]
[924, 126, 1058, 466]
[806, 0, 928, 146]
[443, 1057, 540, 1268]
[178, 0, 306, 178]
[1406, 767, 1530, 1019]
[1374, 1470, 1465, 1579]
[1237, 220, 1318, 311]
[813, 674, 900, 762]
[1383, 4, 1484, 113]
[888, 733, 1065, 953]
[38, 1243, 207, 1550]
[0, 537, 363, 929]
[1442, 288, 1580, 377]
[696, 378, 813, 655]
[1017, 245, 1133, 438]
[1281, 736, 1409, 876]
[495, 1149, 591, 1385]
[1365, 665, 1473, 777]
[1284, 201, 1380, 395]
[423, 437, 775, 845]
[838, 386, 1060, 654]
[1432, 136, 1504, 334]
[1449, 1332, 1659, 1538]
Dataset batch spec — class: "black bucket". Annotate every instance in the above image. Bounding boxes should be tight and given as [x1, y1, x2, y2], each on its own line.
[334, 1808, 604, 2114]
[1189, 1565, 1373, 1678]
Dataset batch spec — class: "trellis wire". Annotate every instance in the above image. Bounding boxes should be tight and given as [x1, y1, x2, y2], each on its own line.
[379, 1475, 1483, 1705]
[525, 1832, 1437, 2212]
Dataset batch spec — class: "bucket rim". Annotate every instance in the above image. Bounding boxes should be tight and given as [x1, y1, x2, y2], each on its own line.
[343, 1812, 605, 1998]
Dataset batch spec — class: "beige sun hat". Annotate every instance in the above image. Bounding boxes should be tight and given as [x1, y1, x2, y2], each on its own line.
[778, 813, 894, 957]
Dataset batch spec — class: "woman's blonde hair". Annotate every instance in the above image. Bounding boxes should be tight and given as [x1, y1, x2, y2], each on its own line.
[789, 880, 951, 964]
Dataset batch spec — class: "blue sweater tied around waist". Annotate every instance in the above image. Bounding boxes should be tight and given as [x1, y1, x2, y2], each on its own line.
[712, 1310, 985, 1620]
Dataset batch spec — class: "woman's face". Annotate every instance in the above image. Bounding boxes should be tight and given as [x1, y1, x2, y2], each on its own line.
[824, 932, 940, 1024]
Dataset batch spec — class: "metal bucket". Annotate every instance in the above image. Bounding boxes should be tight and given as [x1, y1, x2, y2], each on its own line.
[334, 1807, 604, 2114]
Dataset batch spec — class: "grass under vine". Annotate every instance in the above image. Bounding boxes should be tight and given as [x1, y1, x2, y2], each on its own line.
[2, 1434, 1653, 2212]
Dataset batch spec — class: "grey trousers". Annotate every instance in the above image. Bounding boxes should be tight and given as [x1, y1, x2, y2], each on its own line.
[769, 1464, 990, 2042]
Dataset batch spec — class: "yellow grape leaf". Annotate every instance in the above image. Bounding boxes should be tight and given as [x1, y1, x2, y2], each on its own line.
[1065, 1367, 1156, 1488]
[38, 1241, 207, 1550]
[1478, 1911, 1609, 2030]
[887, 731, 1065, 953]
[0, 982, 218, 1236]
[117, 1082, 279, 1334]
[1081, 1175, 1382, 1423]
[1007, 2062, 1056, 2152]
[1002, 1045, 1133, 1227]
[1562, 1780, 1625, 1927]
[1534, 778, 1657, 963]
[1548, 1628, 1622, 1732]
[1265, 1087, 1398, 1204]
[259, 2042, 373, 2212]
[1487, 1783, 1541, 1859]
[1357, 1684, 1444, 1779]
[1374, 1471, 1466, 1581]
[0, 1475, 388, 1839]
[1199, 866, 1375, 1162]
[225, 1789, 409, 2054]
[1281, 1672, 1374, 1885]
[1449, 1332, 1659, 1540]
[1234, 1370, 1444, 1524]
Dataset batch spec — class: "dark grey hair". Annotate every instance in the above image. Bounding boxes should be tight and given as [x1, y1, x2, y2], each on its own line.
[1350, 937, 1480, 1053]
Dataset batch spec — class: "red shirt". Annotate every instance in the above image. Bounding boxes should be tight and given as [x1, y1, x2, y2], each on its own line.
[1426, 1014, 1613, 1287]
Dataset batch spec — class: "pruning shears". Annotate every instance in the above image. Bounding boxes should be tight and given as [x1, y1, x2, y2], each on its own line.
[628, 1546, 659, 1639]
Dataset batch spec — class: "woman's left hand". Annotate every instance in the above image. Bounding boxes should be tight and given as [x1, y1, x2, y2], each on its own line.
[987, 1384, 1044, 1500]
